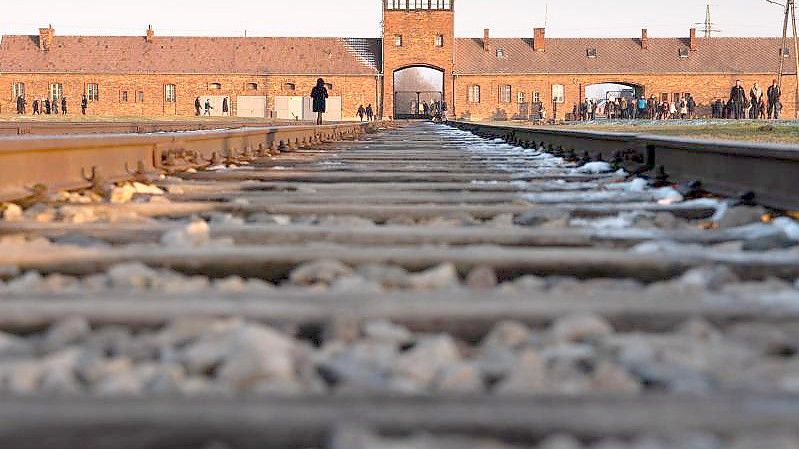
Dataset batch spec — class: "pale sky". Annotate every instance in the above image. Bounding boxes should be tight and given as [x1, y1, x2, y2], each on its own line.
[0, 0, 790, 38]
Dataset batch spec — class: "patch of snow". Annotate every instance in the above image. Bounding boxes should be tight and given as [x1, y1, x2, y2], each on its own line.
[606, 178, 648, 192]
[574, 162, 613, 174]
[773, 217, 799, 241]
[654, 187, 684, 205]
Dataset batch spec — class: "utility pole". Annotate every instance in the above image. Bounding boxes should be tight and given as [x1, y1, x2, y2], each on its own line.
[775, 0, 799, 119]
[695, 3, 721, 38]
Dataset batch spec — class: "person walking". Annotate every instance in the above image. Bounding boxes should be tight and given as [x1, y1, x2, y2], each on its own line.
[81, 95, 88, 115]
[729, 80, 747, 120]
[686, 94, 696, 119]
[222, 97, 229, 117]
[357, 105, 366, 122]
[204, 99, 213, 116]
[366, 104, 374, 121]
[44, 98, 51, 115]
[61, 96, 68, 115]
[310, 78, 328, 125]
[195, 97, 202, 116]
[768, 79, 782, 119]
[52, 99, 59, 115]
[32, 99, 40, 116]
[750, 82, 763, 119]
[679, 97, 688, 119]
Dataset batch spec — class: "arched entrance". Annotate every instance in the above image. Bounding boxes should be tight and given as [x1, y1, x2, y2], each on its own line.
[584, 82, 645, 118]
[393, 66, 445, 119]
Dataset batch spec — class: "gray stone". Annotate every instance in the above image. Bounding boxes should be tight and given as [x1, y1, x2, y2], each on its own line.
[495, 349, 548, 395]
[39, 368, 81, 395]
[393, 334, 461, 387]
[0, 330, 33, 357]
[4, 361, 44, 394]
[317, 215, 375, 228]
[514, 209, 570, 227]
[475, 344, 518, 382]
[551, 313, 614, 343]
[317, 341, 396, 391]
[42, 317, 91, 352]
[106, 262, 159, 290]
[77, 356, 134, 385]
[83, 326, 132, 357]
[465, 265, 498, 289]
[744, 231, 797, 251]
[330, 275, 383, 293]
[363, 320, 413, 346]
[357, 264, 411, 289]
[217, 324, 297, 389]
[408, 263, 459, 290]
[539, 435, 583, 449]
[435, 362, 484, 393]
[482, 320, 531, 350]
[590, 361, 641, 394]
[677, 265, 739, 291]
[289, 259, 354, 286]
[717, 206, 768, 228]
[145, 363, 187, 394]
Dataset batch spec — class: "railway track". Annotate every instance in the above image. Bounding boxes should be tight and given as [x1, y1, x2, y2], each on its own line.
[1, 121, 799, 448]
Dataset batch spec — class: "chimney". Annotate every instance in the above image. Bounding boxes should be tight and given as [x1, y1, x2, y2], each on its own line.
[533, 27, 546, 52]
[146, 25, 155, 43]
[689, 28, 697, 51]
[38, 25, 54, 51]
[641, 29, 648, 49]
[483, 28, 490, 52]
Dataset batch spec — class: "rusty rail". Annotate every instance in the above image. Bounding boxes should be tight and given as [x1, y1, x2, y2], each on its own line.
[449, 121, 799, 211]
[0, 122, 380, 201]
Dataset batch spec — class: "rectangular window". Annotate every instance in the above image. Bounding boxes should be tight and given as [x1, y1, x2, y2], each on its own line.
[660, 93, 669, 102]
[136, 91, 145, 103]
[467, 85, 481, 103]
[120, 91, 128, 102]
[12, 82, 25, 100]
[499, 85, 512, 103]
[49, 83, 63, 100]
[533, 91, 541, 103]
[673, 92, 681, 103]
[552, 84, 565, 103]
[517, 91, 526, 104]
[394, 35, 403, 47]
[165, 84, 176, 103]
[435, 34, 444, 47]
[246, 83, 258, 91]
[86, 83, 99, 101]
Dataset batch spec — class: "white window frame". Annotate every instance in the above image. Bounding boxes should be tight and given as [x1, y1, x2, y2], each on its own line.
[435, 34, 444, 47]
[517, 91, 526, 104]
[12, 82, 25, 100]
[136, 91, 145, 103]
[467, 85, 481, 104]
[87, 83, 99, 102]
[49, 83, 63, 101]
[394, 35, 403, 47]
[533, 91, 541, 103]
[551, 84, 565, 104]
[499, 85, 512, 104]
[165, 84, 176, 103]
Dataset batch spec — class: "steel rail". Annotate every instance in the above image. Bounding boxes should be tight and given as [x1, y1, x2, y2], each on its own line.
[0, 120, 313, 136]
[0, 122, 381, 201]
[449, 121, 799, 211]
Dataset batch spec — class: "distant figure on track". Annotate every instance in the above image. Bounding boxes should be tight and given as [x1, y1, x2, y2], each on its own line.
[32, 99, 39, 115]
[357, 105, 365, 122]
[81, 95, 88, 115]
[366, 104, 374, 121]
[750, 82, 763, 119]
[195, 97, 202, 116]
[686, 94, 696, 119]
[729, 80, 746, 120]
[61, 97, 68, 115]
[768, 79, 782, 119]
[310, 78, 328, 125]
[44, 98, 51, 115]
[52, 99, 59, 115]
[204, 99, 213, 116]
[15, 96, 23, 114]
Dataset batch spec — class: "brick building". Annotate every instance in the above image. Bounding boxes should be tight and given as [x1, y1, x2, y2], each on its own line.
[1, 0, 795, 120]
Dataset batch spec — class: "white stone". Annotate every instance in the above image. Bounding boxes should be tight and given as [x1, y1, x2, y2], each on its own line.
[590, 361, 641, 394]
[107, 262, 158, 289]
[289, 259, 354, 286]
[495, 349, 549, 395]
[408, 263, 459, 290]
[132, 182, 164, 195]
[160, 220, 211, 247]
[551, 313, 614, 343]
[42, 317, 91, 352]
[78, 356, 134, 385]
[363, 320, 413, 346]
[482, 321, 531, 349]
[110, 184, 137, 204]
[217, 325, 297, 389]
[393, 334, 461, 387]
[435, 362, 484, 393]
[2, 203, 23, 222]
[357, 264, 411, 289]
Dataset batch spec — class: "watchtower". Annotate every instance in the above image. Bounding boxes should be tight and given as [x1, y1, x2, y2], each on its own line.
[382, 0, 455, 119]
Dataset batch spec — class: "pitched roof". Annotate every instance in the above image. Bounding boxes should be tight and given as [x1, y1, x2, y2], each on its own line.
[454, 37, 797, 75]
[0, 35, 382, 75]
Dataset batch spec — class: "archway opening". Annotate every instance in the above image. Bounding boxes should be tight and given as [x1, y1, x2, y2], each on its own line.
[393, 66, 444, 119]
[584, 82, 645, 119]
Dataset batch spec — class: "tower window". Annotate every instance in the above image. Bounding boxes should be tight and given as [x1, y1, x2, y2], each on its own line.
[499, 85, 512, 104]
[435, 34, 444, 47]
[468, 85, 481, 104]
[394, 35, 403, 47]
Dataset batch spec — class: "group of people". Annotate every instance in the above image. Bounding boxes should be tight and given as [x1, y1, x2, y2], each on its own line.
[194, 97, 230, 116]
[573, 94, 698, 121]
[356, 104, 376, 122]
[15, 95, 90, 116]
[713, 79, 782, 119]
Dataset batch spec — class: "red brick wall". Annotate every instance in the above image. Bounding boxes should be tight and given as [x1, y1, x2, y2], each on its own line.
[0, 73, 379, 120]
[382, 7, 455, 118]
[453, 73, 797, 120]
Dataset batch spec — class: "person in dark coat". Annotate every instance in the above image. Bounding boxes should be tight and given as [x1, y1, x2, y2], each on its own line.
[195, 97, 202, 116]
[222, 97, 229, 116]
[357, 105, 365, 122]
[686, 94, 696, 119]
[44, 98, 51, 115]
[729, 80, 747, 120]
[81, 95, 88, 115]
[32, 99, 40, 115]
[15, 96, 23, 114]
[310, 78, 328, 125]
[204, 99, 213, 116]
[61, 97, 68, 115]
[366, 104, 374, 121]
[768, 79, 782, 119]
[52, 99, 59, 115]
